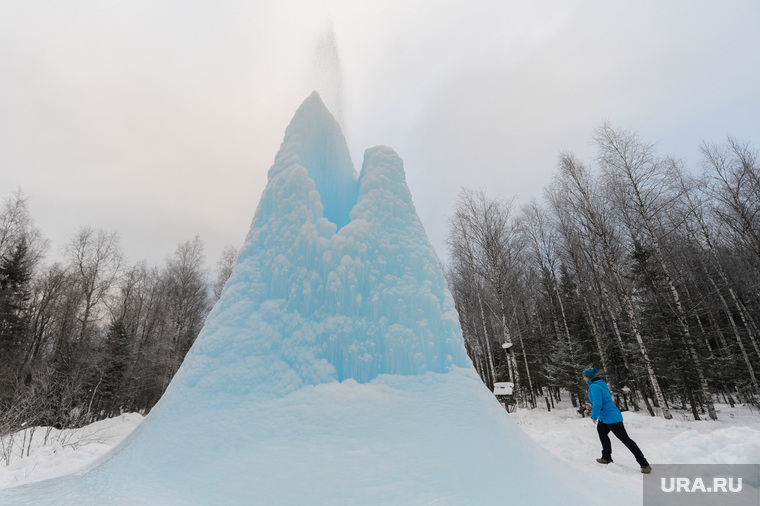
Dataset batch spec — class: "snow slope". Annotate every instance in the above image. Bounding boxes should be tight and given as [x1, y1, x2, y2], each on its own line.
[1, 93, 630, 504]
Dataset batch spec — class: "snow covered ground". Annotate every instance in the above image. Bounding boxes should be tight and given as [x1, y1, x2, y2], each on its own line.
[0, 413, 143, 490]
[3, 399, 759, 500]
[514, 399, 760, 500]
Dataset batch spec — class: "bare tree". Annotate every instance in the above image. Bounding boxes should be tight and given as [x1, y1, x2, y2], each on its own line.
[0, 191, 47, 268]
[702, 138, 760, 265]
[447, 194, 498, 388]
[212, 245, 239, 303]
[162, 236, 211, 382]
[64, 228, 122, 345]
[520, 200, 585, 393]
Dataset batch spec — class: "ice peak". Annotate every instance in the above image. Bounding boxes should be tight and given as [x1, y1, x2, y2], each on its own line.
[289, 91, 332, 127]
[270, 91, 358, 230]
[303, 89, 327, 108]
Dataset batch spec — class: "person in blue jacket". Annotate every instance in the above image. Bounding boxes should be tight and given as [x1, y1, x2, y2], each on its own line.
[583, 367, 651, 474]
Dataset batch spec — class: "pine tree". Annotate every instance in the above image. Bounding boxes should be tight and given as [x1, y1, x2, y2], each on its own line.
[94, 319, 132, 417]
[0, 237, 32, 397]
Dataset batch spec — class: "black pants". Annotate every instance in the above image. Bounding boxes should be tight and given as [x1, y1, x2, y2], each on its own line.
[597, 421, 649, 467]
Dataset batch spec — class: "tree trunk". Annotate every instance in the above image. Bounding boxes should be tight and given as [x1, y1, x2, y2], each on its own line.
[477, 291, 497, 389]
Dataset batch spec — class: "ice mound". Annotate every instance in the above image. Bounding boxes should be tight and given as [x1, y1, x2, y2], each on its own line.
[199, 92, 468, 389]
[1, 93, 618, 505]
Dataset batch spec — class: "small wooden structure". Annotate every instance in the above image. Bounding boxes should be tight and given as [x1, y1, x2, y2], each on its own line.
[493, 382, 516, 412]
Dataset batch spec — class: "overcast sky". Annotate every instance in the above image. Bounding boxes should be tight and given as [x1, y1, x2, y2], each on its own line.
[2, 1, 759, 268]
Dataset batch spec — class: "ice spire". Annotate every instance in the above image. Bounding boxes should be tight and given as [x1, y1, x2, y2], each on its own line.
[267, 91, 358, 230]
[203, 91, 468, 388]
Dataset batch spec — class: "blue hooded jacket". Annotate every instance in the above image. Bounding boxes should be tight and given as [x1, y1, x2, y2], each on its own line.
[586, 378, 623, 424]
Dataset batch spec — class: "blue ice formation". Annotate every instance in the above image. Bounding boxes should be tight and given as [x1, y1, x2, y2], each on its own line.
[195, 90, 469, 391]
[0, 93, 620, 506]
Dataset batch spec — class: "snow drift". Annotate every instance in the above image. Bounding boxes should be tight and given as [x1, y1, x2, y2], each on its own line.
[1, 92, 627, 505]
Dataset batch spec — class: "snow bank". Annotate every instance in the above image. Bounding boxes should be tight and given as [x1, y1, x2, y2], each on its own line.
[0, 414, 143, 490]
[661, 426, 760, 464]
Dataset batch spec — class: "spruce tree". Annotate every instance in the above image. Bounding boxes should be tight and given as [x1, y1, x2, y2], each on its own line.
[0, 237, 32, 398]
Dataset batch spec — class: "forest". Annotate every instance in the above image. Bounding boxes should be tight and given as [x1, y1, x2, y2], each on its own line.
[0, 123, 757, 441]
[446, 124, 760, 421]
[0, 197, 237, 438]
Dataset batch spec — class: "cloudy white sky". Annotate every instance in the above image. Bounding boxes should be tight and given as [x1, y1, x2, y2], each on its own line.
[2, 0, 759, 267]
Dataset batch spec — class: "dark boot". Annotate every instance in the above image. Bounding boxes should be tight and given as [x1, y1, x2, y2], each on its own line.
[596, 458, 612, 464]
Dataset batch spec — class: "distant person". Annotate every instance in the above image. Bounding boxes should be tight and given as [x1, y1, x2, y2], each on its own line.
[582, 367, 651, 474]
